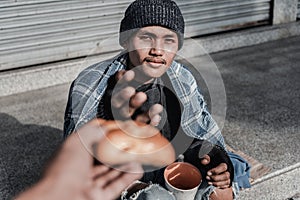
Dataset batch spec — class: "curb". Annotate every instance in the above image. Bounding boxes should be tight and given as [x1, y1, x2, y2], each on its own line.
[239, 163, 300, 200]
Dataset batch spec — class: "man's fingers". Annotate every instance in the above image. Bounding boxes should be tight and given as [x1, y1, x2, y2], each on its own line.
[206, 163, 230, 188]
[207, 171, 230, 182]
[116, 70, 135, 83]
[208, 163, 228, 175]
[115, 70, 126, 81]
[111, 87, 136, 108]
[117, 92, 147, 119]
[148, 104, 163, 126]
[129, 92, 147, 108]
[208, 179, 231, 189]
[215, 183, 231, 189]
[149, 104, 163, 117]
[135, 103, 163, 126]
[149, 114, 161, 126]
[200, 155, 210, 165]
[112, 70, 136, 109]
[135, 113, 151, 124]
[112, 91, 147, 119]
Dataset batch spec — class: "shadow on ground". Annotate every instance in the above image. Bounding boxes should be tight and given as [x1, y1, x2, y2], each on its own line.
[0, 113, 63, 200]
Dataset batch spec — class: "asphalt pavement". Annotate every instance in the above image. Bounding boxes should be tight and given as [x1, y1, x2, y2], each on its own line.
[0, 36, 299, 199]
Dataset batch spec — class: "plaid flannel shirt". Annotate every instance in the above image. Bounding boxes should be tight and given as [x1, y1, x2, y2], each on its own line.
[63, 51, 226, 148]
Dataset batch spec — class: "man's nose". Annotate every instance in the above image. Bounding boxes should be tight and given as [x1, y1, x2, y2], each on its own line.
[150, 40, 164, 56]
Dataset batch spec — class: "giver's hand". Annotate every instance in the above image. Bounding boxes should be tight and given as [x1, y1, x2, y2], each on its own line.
[111, 70, 163, 126]
[201, 155, 231, 189]
[85, 163, 143, 200]
[15, 122, 143, 200]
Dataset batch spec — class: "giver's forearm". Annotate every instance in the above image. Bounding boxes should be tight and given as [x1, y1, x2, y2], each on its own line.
[14, 177, 76, 200]
[14, 179, 51, 200]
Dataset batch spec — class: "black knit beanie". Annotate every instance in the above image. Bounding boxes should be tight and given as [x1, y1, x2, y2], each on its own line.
[119, 0, 185, 49]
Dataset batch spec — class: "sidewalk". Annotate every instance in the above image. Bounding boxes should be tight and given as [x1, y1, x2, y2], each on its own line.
[0, 36, 299, 199]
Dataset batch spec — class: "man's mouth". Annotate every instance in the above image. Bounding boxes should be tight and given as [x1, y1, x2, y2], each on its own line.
[145, 57, 166, 65]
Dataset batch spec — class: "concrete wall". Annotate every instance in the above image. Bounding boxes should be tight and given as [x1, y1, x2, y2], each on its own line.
[273, 0, 298, 24]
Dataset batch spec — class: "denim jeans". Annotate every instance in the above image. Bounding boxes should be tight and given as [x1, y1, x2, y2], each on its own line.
[121, 182, 175, 200]
[121, 152, 250, 200]
[121, 180, 238, 200]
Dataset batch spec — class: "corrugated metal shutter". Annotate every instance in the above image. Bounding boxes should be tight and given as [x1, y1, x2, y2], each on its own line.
[298, 0, 300, 19]
[180, 0, 271, 38]
[0, 0, 271, 71]
[0, 0, 132, 71]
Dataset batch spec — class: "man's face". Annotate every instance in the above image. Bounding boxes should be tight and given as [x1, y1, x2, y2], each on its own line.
[125, 26, 179, 82]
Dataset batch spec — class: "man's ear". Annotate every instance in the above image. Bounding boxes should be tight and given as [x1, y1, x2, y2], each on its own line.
[122, 43, 128, 49]
[122, 40, 129, 49]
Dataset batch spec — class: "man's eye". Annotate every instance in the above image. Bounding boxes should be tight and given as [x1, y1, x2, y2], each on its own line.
[140, 35, 152, 40]
[165, 38, 175, 43]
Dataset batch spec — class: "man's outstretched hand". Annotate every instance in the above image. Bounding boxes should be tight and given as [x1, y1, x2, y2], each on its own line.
[111, 70, 163, 126]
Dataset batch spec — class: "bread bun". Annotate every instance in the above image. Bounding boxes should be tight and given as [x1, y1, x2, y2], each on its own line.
[95, 119, 175, 167]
